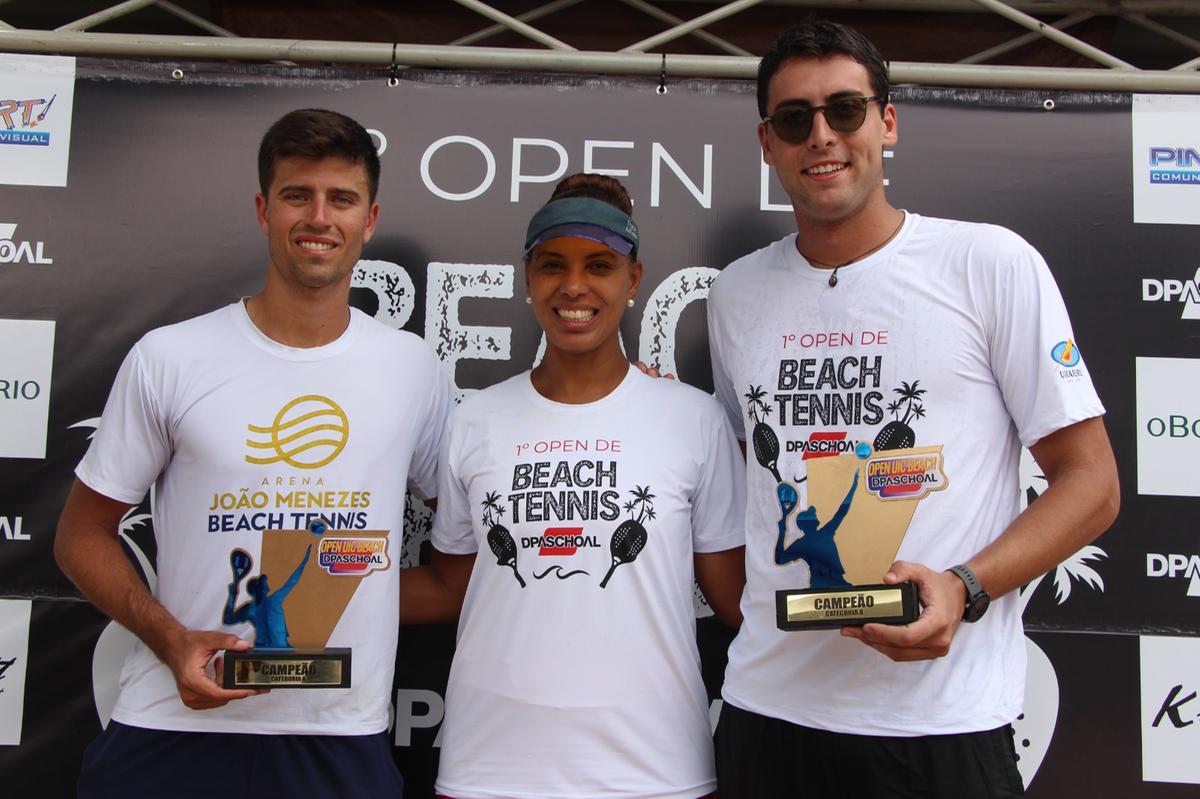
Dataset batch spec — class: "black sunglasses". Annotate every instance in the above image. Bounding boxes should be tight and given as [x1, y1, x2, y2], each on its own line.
[763, 96, 885, 145]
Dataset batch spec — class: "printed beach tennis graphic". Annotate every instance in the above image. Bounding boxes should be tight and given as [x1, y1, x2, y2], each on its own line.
[481, 446, 654, 590]
[213, 392, 391, 652]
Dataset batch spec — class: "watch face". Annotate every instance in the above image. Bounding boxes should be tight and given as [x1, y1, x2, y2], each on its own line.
[965, 593, 990, 623]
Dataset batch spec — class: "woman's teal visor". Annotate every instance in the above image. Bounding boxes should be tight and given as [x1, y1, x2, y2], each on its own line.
[524, 198, 639, 256]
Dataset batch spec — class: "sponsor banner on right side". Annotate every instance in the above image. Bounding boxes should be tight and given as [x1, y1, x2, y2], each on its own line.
[1135, 357, 1200, 497]
[1133, 94, 1200, 225]
[1141, 635, 1200, 784]
[1145, 552, 1200, 598]
[1141, 265, 1200, 321]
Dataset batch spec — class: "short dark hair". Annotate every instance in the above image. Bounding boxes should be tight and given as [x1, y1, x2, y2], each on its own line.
[757, 19, 890, 119]
[257, 108, 381, 202]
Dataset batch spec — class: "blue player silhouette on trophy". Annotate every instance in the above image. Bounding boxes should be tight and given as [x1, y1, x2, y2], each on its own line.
[774, 470, 860, 588]
[223, 545, 312, 649]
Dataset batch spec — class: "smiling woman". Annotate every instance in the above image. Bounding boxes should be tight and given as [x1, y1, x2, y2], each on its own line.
[413, 172, 749, 799]
[523, 175, 643, 403]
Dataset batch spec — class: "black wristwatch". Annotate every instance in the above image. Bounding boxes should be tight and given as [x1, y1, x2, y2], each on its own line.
[948, 564, 990, 623]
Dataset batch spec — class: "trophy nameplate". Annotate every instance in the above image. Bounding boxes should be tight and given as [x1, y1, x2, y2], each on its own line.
[222, 647, 351, 689]
[776, 583, 919, 630]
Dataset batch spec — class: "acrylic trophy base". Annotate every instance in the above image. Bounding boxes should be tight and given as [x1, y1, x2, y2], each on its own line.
[222, 648, 351, 689]
[776, 582, 920, 631]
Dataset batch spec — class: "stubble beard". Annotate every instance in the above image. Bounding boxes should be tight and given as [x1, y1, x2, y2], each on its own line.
[793, 169, 884, 228]
[268, 239, 356, 291]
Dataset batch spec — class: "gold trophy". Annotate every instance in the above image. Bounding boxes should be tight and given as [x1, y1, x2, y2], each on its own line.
[774, 444, 947, 630]
[221, 519, 388, 688]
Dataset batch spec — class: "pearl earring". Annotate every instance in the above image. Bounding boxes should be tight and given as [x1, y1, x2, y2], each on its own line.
[525, 297, 532, 305]
[626, 298, 635, 308]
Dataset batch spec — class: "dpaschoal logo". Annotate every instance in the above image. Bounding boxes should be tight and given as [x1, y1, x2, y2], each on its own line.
[1050, 339, 1085, 381]
[246, 395, 349, 469]
[1147, 552, 1200, 597]
[524, 526, 600, 557]
[0, 516, 29, 542]
[0, 96, 56, 147]
[785, 430, 862, 459]
[525, 525, 599, 582]
[318, 536, 389, 575]
[0, 223, 53, 265]
[1149, 146, 1200, 185]
[1142, 266, 1200, 321]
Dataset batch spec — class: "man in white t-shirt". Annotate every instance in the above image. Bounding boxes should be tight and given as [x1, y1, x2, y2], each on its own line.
[707, 20, 1119, 798]
[55, 109, 450, 798]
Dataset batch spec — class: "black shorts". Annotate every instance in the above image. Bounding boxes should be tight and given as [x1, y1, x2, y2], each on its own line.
[78, 721, 405, 799]
[715, 701, 1024, 799]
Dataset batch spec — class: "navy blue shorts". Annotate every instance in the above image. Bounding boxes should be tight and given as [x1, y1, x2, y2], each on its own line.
[78, 721, 405, 799]
[715, 701, 1024, 799]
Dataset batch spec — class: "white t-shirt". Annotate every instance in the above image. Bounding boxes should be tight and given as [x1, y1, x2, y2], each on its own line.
[77, 301, 450, 735]
[707, 213, 1104, 737]
[432, 366, 745, 799]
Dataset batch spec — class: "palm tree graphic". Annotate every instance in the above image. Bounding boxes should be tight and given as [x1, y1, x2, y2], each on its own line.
[629, 485, 655, 524]
[874, 379, 928, 451]
[744, 385, 770, 424]
[481, 490, 505, 529]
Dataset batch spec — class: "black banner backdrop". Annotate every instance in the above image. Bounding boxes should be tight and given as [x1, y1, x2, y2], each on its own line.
[1, 60, 1198, 797]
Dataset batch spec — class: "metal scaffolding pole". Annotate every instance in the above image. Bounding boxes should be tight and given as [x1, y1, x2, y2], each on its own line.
[618, 0, 753, 57]
[734, 0, 1198, 12]
[157, 1, 238, 39]
[56, 0, 157, 32]
[449, 0, 582, 47]
[3, 29, 1200, 90]
[622, 0, 763, 53]
[1126, 12, 1200, 55]
[448, 0, 575, 51]
[957, 11, 1092, 64]
[1172, 54, 1200, 71]
[966, 0, 1137, 69]
[889, 59, 1189, 89]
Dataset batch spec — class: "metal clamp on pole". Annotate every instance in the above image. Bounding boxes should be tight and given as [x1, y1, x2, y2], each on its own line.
[387, 43, 399, 87]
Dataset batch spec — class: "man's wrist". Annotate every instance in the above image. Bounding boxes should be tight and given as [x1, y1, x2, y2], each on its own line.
[946, 568, 968, 606]
[947, 564, 990, 623]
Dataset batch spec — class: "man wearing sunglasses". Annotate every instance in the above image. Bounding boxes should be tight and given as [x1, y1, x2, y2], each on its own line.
[706, 19, 1118, 798]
